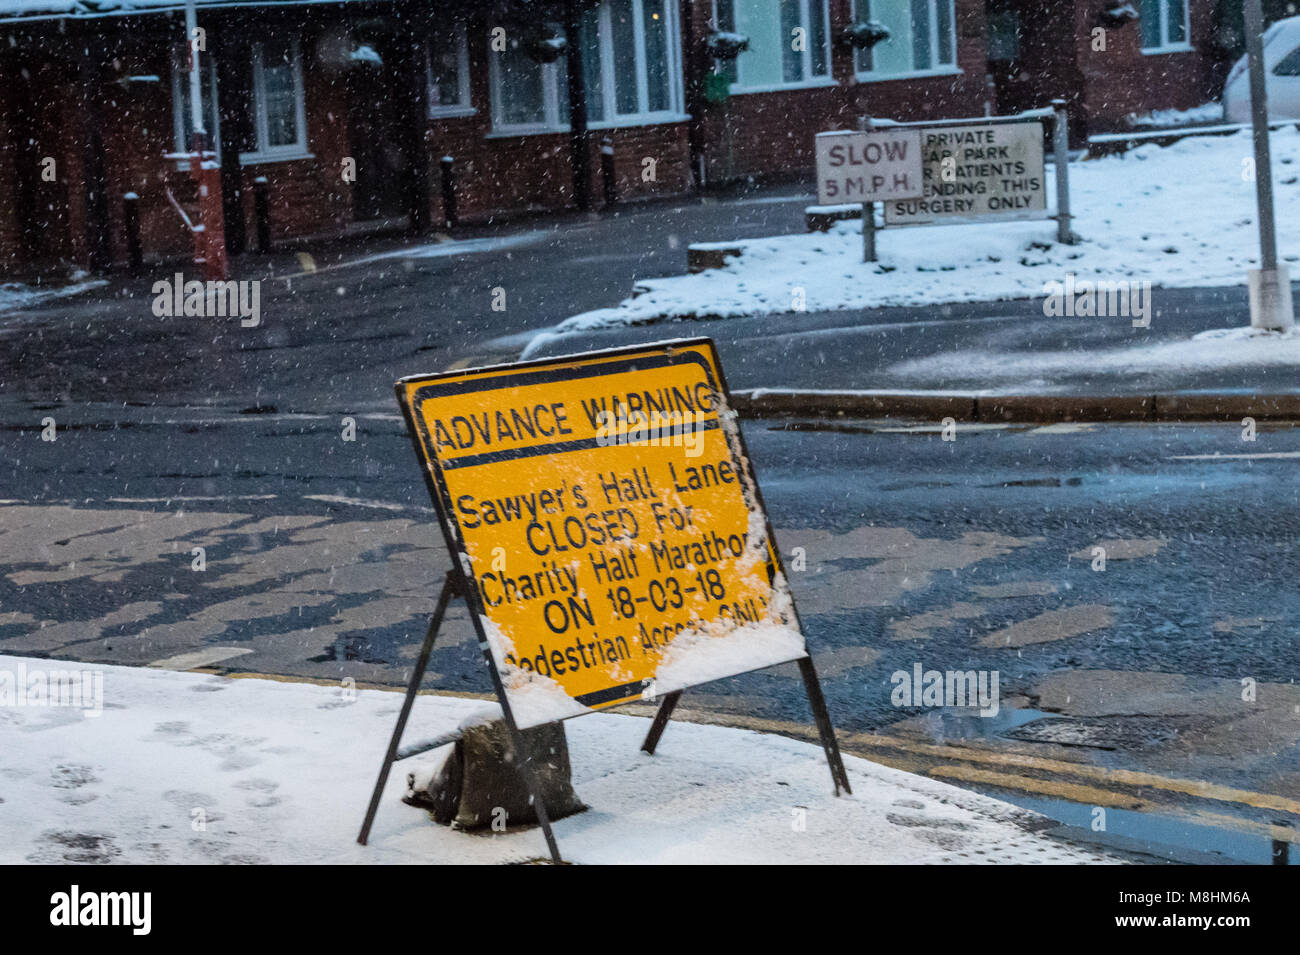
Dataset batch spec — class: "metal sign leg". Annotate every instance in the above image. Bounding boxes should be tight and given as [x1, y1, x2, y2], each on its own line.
[495, 709, 565, 864]
[798, 656, 852, 795]
[638, 662, 850, 797]
[640, 691, 683, 754]
[357, 572, 460, 846]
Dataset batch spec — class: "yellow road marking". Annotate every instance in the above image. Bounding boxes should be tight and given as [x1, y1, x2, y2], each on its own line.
[845, 732, 1300, 817]
[445, 357, 473, 371]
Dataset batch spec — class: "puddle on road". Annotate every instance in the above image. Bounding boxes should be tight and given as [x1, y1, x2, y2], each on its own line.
[989, 792, 1295, 866]
[917, 709, 1295, 864]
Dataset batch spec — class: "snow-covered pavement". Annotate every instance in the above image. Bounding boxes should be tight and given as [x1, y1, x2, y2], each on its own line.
[554, 127, 1300, 332]
[0, 654, 1127, 864]
[0, 278, 105, 318]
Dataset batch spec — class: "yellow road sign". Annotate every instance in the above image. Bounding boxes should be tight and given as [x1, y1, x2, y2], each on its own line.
[397, 339, 808, 728]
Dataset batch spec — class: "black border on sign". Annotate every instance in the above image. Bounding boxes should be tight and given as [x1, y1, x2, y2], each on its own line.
[395, 337, 808, 716]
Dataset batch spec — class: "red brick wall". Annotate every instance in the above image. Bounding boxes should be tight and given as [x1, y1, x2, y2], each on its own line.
[1073, 0, 1220, 131]
[424, 18, 692, 224]
[0, 52, 82, 270]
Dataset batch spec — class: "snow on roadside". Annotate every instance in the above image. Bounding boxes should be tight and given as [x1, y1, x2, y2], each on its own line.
[890, 325, 1300, 384]
[0, 278, 106, 317]
[1125, 103, 1224, 129]
[0, 654, 1125, 864]
[555, 127, 1300, 332]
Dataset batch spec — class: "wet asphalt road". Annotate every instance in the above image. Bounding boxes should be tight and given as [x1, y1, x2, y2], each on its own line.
[2, 189, 1299, 861]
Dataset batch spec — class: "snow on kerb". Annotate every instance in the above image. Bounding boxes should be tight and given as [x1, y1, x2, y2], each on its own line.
[0, 0, 377, 22]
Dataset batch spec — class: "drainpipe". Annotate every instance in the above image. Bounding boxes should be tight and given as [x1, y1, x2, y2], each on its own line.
[562, 0, 592, 212]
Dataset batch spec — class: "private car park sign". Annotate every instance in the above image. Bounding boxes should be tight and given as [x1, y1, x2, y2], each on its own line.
[884, 120, 1046, 226]
[360, 339, 851, 862]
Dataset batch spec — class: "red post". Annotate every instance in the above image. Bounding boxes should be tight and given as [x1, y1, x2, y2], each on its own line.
[190, 136, 228, 281]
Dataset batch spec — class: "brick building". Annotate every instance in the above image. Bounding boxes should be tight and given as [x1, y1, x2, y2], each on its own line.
[0, 0, 1236, 276]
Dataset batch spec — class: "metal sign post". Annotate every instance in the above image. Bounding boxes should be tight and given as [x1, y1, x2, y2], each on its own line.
[1052, 99, 1075, 245]
[1244, 0, 1295, 330]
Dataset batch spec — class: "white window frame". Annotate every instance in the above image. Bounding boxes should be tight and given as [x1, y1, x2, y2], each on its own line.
[713, 0, 835, 94]
[427, 24, 475, 118]
[852, 0, 961, 83]
[1140, 0, 1193, 55]
[489, 0, 686, 135]
[241, 39, 311, 164]
[171, 50, 221, 169]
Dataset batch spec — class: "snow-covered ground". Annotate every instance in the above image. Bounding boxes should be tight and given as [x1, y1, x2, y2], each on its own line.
[0, 655, 1125, 864]
[891, 324, 1300, 386]
[1125, 103, 1224, 129]
[0, 277, 105, 317]
[553, 127, 1300, 333]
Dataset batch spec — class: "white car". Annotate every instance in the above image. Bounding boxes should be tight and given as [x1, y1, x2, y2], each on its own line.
[1224, 16, 1300, 123]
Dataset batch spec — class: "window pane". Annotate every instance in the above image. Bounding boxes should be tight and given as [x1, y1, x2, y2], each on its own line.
[261, 42, 299, 148]
[735, 0, 783, 86]
[1275, 46, 1300, 76]
[1165, 0, 1186, 44]
[1138, 0, 1161, 48]
[644, 0, 672, 111]
[810, 0, 828, 76]
[581, 9, 604, 122]
[429, 30, 463, 106]
[862, 0, 914, 75]
[716, 0, 738, 83]
[936, 0, 954, 65]
[911, 0, 932, 70]
[780, 0, 802, 83]
[854, 0, 872, 73]
[499, 36, 546, 126]
[610, 0, 640, 113]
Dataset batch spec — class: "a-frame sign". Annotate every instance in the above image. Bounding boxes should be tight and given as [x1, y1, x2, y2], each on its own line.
[359, 339, 850, 862]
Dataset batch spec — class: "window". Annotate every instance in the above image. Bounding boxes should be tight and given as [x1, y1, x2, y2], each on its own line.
[171, 50, 220, 163]
[1275, 46, 1300, 77]
[489, 0, 684, 133]
[854, 0, 957, 78]
[1139, 0, 1190, 52]
[428, 26, 473, 116]
[244, 38, 309, 160]
[714, 0, 831, 90]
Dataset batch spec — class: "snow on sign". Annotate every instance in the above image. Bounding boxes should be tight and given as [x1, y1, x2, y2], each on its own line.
[884, 121, 1046, 226]
[396, 340, 809, 730]
[815, 128, 924, 206]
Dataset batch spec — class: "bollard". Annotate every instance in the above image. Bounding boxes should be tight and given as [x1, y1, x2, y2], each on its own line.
[1053, 98, 1075, 245]
[122, 192, 143, 276]
[439, 155, 457, 229]
[600, 137, 617, 206]
[253, 176, 272, 253]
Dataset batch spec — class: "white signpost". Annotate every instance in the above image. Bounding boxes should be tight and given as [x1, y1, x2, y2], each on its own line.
[814, 128, 923, 262]
[884, 121, 1046, 226]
